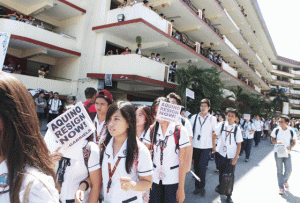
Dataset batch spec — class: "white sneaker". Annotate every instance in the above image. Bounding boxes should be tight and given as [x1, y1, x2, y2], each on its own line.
[279, 189, 285, 195]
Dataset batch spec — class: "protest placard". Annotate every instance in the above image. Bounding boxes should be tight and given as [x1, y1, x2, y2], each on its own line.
[46, 102, 95, 158]
[186, 88, 195, 99]
[156, 101, 181, 122]
[243, 114, 251, 120]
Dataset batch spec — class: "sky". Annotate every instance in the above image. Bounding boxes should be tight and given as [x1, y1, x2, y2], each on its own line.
[257, 0, 300, 61]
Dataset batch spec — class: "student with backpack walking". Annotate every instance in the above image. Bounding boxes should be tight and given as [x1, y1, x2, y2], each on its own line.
[49, 134, 101, 202]
[93, 90, 113, 146]
[253, 116, 264, 147]
[215, 108, 243, 203]
[189, 99, 218, 196]
[240, 116, 255, 162]
[167, 92, 193, 171]
[271, 115, 296, 195]
[143, 97, 190, 203]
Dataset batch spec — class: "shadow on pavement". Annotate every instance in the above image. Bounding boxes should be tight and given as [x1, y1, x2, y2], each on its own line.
[184, 139, 275, 203]
[281, 191, 300, 202]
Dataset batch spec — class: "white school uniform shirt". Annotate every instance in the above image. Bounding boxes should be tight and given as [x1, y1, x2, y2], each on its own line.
[143, 122, 190, 185]
[102, 138, 153, 203]
[190, 113, 218, 149]
[56, 140, 100, 203]
[271, 126, 295, 154]
[216, 122, 243, 159]
[139, 130, 147, 142]
[264, 121, 270, 130]
[0, 160, 59, 203]
[180, 116, 193, 137]
[49, 99, 62, 114]
[93, 115, 107, 146]
[241, 122, 256, 139]
[253, 119, 263, 132]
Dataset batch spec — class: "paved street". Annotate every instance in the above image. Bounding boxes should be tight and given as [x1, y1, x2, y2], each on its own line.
[184, 138, 300, 203]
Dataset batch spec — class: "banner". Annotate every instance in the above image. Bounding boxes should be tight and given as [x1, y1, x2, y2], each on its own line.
[282, 102, 289, 115]
[156, 101, 181, 122]
[105, 74, 112, 86]
[0, 32, 10, 71]
[45, 102, 95, 159]
[186, 88, 195, 99]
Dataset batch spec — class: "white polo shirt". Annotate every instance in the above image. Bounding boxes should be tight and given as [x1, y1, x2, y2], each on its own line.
[241, 122, 255, 139]
[143, 122, 190, 185]
[190, 113, 218, 149]
[102, 138, 153, 203]
[179, 116, 193, 137]
[0, 160, 59, 203]
[271, 126, 295, 154]
[216, 122, 243, 159]
[93, 115, 107, 146]
[253, 119, 263, 132]
[49, 99, 62, 114]
[56, 141, 100, 203]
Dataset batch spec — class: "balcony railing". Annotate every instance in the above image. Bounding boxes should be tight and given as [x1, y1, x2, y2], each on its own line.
[172, 27, 196, 50]
[222, 35, 239, 55]
[222, 62, 237, 77]
[107, 3, 172, 35]
[100, 54, 170, 82]
[290, 109, 300, 115]
[11, 73, 73, 94]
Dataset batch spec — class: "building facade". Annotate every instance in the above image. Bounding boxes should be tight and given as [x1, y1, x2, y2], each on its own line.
[1, 0, 298, 115]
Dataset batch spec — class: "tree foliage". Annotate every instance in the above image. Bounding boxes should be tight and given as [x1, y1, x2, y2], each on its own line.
[176, 65, 224, 114]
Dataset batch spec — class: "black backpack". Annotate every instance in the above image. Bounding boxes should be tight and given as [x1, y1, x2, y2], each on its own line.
[219, 122, 238, 144]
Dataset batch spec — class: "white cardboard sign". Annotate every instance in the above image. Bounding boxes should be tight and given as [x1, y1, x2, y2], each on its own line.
[186, 88, 195, 99]
[156, 101, 181, 122]
[243, 114, 251, 120]
[45, 102, 95, 159]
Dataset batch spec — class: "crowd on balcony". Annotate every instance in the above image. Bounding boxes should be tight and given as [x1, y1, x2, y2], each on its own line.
[2, 63, 22, 74]
[4, 11, 46, 29]
[239, 5, 247, 17]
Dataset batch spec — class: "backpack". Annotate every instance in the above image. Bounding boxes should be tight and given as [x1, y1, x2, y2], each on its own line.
[219, 122, 238, 144]
[275, 128, 294, 145]
[86, 102, 96, 121]
[150, 122, 181, 154]
[181, 117, 186, 126]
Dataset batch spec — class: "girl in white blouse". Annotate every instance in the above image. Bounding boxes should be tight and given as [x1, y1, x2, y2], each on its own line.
[136, 105, 153, 142]
[0, 72, 59, 203]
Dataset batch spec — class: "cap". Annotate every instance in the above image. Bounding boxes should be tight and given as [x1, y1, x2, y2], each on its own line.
[97, 89, 113, 102]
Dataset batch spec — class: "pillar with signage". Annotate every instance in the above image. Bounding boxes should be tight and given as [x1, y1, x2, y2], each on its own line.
[0, 32, 10, 71]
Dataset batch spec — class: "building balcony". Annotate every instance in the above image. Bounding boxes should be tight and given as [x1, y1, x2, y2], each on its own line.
[290, 99, 300, 105]
[2, 0, 86, 20]
[12, 73, 73, 95]
[222, 62, 237, 77]
[290, 109, 300, 115]
[107, 3, 172, 35]
[99, 54, 170, 82]
[0, 19, 80, 57]
[271, 69, 295, 78]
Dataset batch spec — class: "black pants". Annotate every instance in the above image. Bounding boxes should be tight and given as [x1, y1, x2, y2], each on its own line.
[215, 152, 220, 170]
[244, 138, 253, 159]
[48, 113, 59, 123]
[218, 155, 235, 197]
[149, 181, 178, 203]
[193, 148, 211, 189]
[254, 131, 262, 146]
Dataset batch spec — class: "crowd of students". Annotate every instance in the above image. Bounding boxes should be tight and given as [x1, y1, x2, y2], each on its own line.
[0, 71, 297, 202]
[5, 11, 45, 29]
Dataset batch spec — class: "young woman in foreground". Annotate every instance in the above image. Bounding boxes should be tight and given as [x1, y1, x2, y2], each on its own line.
[0, 71, 59, 202]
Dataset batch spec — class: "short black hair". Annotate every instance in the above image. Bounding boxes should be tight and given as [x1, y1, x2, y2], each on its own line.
[162, 58, 165, 60]
[200, 99, 211, 107]
[171, 20, 174, 22]
[151, 53, 155, 55]
[280, 115, 290, 123]
[85, 87, 97, 99]
[156, 53, 160, 56]
[151, 97, 167, 114]
[166, 92, 182, 105]
[54, 92, 59, 95]
[226, 107, 238, 117]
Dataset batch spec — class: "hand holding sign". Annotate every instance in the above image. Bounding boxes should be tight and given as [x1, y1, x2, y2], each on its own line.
[45, 102, 95, 160]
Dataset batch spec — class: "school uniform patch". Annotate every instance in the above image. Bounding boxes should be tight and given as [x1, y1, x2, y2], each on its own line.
[0, 173, 9, 188]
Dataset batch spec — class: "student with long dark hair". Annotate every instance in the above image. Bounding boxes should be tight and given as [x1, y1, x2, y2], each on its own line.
[0, 72, 59, 202]
[144, 97, 190, 203]
[136, 105, 153, 142]
[100, 101, 153, 202]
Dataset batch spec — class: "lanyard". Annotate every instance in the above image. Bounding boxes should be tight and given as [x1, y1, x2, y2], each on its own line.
[158, 136, 169, 165]
[95, 121, 106, 144]
[197, 115, 209, 140]
[224, 127, 233, 145]
[107, 157, 122, 193]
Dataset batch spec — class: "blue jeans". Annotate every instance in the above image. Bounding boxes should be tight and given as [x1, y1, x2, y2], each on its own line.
[275, 153, 292, 189]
